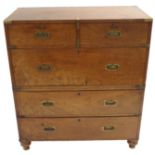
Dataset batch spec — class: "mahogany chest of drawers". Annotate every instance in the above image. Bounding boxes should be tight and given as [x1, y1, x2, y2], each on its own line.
[4, 6, 152, 150]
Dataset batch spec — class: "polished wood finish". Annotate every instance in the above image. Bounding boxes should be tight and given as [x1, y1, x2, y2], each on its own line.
[5, 6, 151, 22]
[4, 7, 152, 150]
[15, 90, 143, 117]
[7, 22, 150, 48]
[80, 22, 149, 47]
[11, 48, 148, 87]
[19, 117, 140, 140]
[7, 23, 76, 48]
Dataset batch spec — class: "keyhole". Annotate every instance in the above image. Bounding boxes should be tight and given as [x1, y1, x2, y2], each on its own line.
[77, 118, 81, 122]
[77, 92, 81, 96]
[111, 24, 118, 29]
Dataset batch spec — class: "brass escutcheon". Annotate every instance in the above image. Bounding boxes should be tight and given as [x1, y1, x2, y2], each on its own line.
[104, 99, 117, 106]
[105, 64, 120, 71]
[107, 30, 121, 37]
[38, 64, 52, 72]
[44, 127, 56, 132]
[101, 126, 115, 131]
[42, 100, 54, 107]
[35, 31, 49, 39]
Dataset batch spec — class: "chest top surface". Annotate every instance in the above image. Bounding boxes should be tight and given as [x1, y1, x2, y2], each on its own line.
[5, 6, 152, 23]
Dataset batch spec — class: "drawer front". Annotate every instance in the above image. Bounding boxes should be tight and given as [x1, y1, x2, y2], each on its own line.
[7, 23, 76, 48]
[11, 48, 148, 87]
[19, 117, 140, 140]
[15, 90, 143, 117]
[80, 22, 149, 47]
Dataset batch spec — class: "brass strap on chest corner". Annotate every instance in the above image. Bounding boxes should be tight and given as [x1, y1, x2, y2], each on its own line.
[76, 20, 80, 49]
[8, 45, 16, 49]
[136, 84, 145, 89]
[13, 86, 22, 91]
[4, 19, 13, 24]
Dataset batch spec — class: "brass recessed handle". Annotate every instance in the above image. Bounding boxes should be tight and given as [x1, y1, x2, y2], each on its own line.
[42, 101, 54, 107]
[107, 31, 121, 37]
[104, 99, 117, 106]
[44, 127, 56, 132]
[105, 64, 120, 71]
[38, 64, 52, 72]
[35, 31, 49, 39]
[101, 126, 115, 131]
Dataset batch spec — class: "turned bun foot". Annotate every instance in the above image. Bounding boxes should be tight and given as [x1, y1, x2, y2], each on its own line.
[127, 139, 138, 149]
[20, 139, 31, 150]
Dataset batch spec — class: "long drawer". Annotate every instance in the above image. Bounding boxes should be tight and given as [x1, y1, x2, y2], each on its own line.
[11, 48, 148, 87]
[15, 90, 143, 117]
[18, 117, 140, 140]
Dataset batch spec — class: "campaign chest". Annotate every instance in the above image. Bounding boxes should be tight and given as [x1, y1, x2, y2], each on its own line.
[4, 6, 152, 150]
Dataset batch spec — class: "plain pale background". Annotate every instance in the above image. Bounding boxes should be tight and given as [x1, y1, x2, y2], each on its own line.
[0, 0, 155, 154]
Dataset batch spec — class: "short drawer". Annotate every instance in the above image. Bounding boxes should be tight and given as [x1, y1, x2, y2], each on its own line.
[11, 48, 148, 87]
[80, 22, 149, 47]
[7, 23, 76, 48]
[19, 117, 140, 140]
[15, 90, 143, 117]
